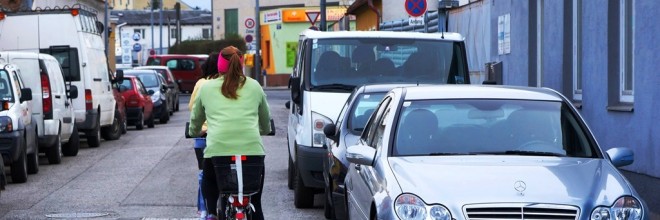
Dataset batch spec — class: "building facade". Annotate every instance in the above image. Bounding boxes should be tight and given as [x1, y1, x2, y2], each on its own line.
[110, 0, 192, 10]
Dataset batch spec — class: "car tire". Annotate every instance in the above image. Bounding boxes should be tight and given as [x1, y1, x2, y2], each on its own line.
[86, 117, 101, 148]
[174, 97, 179, 111]
[101, 112, 121, 140]
[63, 125, 80, 157]
[160, 105, 170, 124]
[288, 155, 294, 190]
[27, 137, 40, 174]
[147, 111, 155, 128]
[121, 117, 128, 134]
[136, 111, 145, 130]
[11, 146, 28, 183]
[294, 166, 315, 208]
[46, 135, 62, 165]
[324, 176, 336, 219]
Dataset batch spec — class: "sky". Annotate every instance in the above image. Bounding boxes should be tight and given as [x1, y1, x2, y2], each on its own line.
[181, 0, 211, 10]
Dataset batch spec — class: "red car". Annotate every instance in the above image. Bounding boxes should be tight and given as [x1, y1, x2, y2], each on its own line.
[145, 54, 208, 93]
[118, 75, 155, 130]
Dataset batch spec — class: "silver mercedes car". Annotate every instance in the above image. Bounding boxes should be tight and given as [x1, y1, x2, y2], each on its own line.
[344, 85, 648, 220]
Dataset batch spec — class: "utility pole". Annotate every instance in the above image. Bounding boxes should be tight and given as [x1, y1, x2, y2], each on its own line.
[150, 1, 155, 56]
[159, 0, 163, 54]
[167, 17, 171, 48]
[255, 0, 262, 85]
[320, 0, 326, 31]
[175, 3, 181, 45]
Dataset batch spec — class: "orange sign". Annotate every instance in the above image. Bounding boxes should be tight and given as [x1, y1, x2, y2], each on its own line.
[282, 8, 351, 23]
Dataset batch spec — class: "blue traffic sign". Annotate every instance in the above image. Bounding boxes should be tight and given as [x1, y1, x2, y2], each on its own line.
[405, 0, 427, 17]
[133, 43, 142, 52]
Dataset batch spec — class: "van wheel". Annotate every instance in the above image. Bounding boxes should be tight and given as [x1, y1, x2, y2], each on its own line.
[288, 155, 294, 190]
[136, 111, 144, 130]
[294, 166, 315, 208]
[63, 125, 80, 156]
[46, 135, 62, 165]
[101, 113, 121, 140]
[147, 111, 155, 128]
[11, 146, 28, 183]
[86, 118, 101, 148]
[27, 136, 40, 174]
[160, 106, 170, 124]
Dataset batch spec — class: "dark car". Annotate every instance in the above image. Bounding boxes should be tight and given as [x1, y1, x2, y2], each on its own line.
[123, 70, 170, 124]
[118, 75, 154, 130]
[145, 54, 208, 93]
[0, 156, 6, 194]
[321, 84, 415, 219]
[135, 66, 180, 114]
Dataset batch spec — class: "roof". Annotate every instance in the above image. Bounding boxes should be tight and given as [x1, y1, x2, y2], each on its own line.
[124, 69, 158, 75]
[112, 10, 211, 25]
[346, 0, 369, 14]
[135, 65, 169, 70]
[300, 29, 464, 42]
[401, 85, 564, 101]
[358, 83, 421, 94]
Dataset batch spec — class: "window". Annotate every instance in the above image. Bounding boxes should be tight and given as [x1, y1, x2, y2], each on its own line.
[361, 97, 391, 147]
[347, 93, 387, 134]
[619, 0, 634, 103]
[134, 29, 145, 39]
[170, 28, 178, 39]
[224, 9, 238, 37]
[202, 28, 211, 39]
[40, 47, 81, 81]
[572, 0, 582, 101]
[0, 70, 14, 102]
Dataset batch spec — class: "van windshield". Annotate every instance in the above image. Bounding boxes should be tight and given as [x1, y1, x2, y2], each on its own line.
[0, 70, 14, 102]
[308, 38, 468, 90]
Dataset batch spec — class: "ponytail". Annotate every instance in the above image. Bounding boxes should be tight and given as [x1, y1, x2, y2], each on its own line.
[220, 47, 245, 99]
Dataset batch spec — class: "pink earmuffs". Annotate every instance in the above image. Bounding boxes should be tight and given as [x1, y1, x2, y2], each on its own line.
[217, 54, 244, 74]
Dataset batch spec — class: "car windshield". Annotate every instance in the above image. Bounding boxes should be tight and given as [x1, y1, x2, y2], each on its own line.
[120, 78, 133, 91]
[0, 70, 14, 102]
[308, 38, 468, 90]
[348, 93, 386, 132]
[393, 99, 597, 158]
[132, 74, 159, 88]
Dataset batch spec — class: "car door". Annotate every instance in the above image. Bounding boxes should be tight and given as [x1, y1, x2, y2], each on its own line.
[136, 80, 153, 117]
[348, 97, 392, 219]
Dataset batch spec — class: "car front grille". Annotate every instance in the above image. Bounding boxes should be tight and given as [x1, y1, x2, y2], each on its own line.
[464, 204, 579, 220]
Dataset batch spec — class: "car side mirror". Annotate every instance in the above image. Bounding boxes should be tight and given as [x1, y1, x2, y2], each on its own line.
[346, 144, 376, 166]
[114, 70, 124, 83]
[606, 147, 634, 167]
[323, 124, 338, 142]
[290, 77, 301, 105]
[148, 90, 155, 95]
[285, 101, 290, 109]
[68, 85, 79, 99]
[20, 88, 32, 102]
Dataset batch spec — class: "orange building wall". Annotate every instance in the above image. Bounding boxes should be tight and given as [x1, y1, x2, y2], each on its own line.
[354, 1, 381, 31]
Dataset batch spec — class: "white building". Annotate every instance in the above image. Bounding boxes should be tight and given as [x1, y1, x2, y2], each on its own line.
[112, 9, 212, 65]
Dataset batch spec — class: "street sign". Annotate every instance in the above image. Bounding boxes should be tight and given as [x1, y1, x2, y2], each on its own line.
[245, 18, 255, 29]
[245, 34, 254, 43]
[133, 43, 142, 52]
[132, 33, 141, 41]
[305, 11, 320, 26]
[405, 0, 427, 17]
[409, 17, 425, 25]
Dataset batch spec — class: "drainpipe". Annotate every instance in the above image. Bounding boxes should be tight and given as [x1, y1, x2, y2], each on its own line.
[367, 0, 381, 30]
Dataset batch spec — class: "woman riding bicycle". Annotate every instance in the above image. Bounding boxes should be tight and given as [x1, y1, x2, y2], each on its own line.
[188, 46, 272, 220]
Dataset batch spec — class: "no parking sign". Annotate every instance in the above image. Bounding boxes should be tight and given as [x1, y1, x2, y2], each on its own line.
[405, 0, 427, 17]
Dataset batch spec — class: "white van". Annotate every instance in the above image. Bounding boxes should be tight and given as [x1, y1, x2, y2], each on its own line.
[0, 6, 118, 147]
[0, 63, 38, 183]
[286, 30, 470, 208]
[0, 52, 80, 164]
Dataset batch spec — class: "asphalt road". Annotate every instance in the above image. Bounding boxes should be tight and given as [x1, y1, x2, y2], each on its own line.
[0, 89, 324, 219]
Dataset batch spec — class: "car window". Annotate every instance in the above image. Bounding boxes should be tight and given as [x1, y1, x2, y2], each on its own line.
[361, 97, 391, 147]
[180, 59, 195, 70]
[11, 71, 22, 98]
[373, 103, 393, 149]
[393, 99, 596, 158]
[135, 74, 159, 88]
[153, 69, 171, 83]
[0, 70, 14, 102]
[147, 57, 161, 65]
[166, 59, 178, 69]
[120, 79, 133, 91]
[348, 93, 386, 133]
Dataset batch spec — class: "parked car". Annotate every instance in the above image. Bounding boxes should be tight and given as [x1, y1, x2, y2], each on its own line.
[343, 85, 649, 220]
[0, 7, 119, 148]
[0, 51, 80, 163]
[0, 156, 5, 194]
[322, 84, 415, 219]
[135, 65, 180, 113]
[107, 70, 127, 137]
[0, 63, 37, 183]
[145, 54, 208, 93]
[123, 70, 169, 124]
[118, 75, 154, 130]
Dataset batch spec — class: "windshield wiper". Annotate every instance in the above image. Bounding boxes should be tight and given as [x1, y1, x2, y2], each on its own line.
[428, 152, 477, 156]
[312, 84, 355, 91]
[480, 150, 565, 157]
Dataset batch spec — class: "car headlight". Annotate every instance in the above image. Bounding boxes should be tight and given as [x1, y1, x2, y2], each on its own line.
[151, 92, 162, 103]
[395, 194, 451, 220]
[0, 116, 12, 132]
[591, 196, 643, 220]
[311, 112, 332, 147]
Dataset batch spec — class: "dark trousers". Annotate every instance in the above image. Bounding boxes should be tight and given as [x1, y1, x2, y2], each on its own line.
[202, 156, 265, 220]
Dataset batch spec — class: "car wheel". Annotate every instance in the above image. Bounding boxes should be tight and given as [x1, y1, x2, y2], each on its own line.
[288, 155, 294, 190]
[86, 117, 101, 148]
[101, 113, 121, 140]
[174, 97, 179, 111]
[136, 111, 144, 130]
[324, 175, 336, 219]
[63, 125, 80, 157]
[147, 111, 155, 128]
[11, 146, 28, 183]
[121, 116, 128, 134]
[46, 135, 62, 165]
[294, 166, 315, 208]
[160, 105, 170, 124]
[27, 136, 40, 174]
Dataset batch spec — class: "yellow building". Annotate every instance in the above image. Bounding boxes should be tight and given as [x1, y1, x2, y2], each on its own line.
[347, 0, 382, 31]
[110, 0, 191, 10]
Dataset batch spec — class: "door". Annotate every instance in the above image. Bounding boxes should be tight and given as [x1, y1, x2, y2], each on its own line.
[224, 9, 238, 37]
[48, 60, 74, 139]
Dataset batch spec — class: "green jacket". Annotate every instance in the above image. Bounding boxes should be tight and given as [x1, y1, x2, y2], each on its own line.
[188, 76, 271, 157]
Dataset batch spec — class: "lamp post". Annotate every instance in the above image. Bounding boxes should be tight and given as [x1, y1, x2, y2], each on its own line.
[255, 0, 262, 85]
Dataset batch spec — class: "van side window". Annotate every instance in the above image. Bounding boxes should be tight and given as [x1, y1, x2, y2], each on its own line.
[40, 47, 81, 81]
[166, 60, 178, 69]
[0, 70, 13, 101]
[180, 60, 195, 70]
